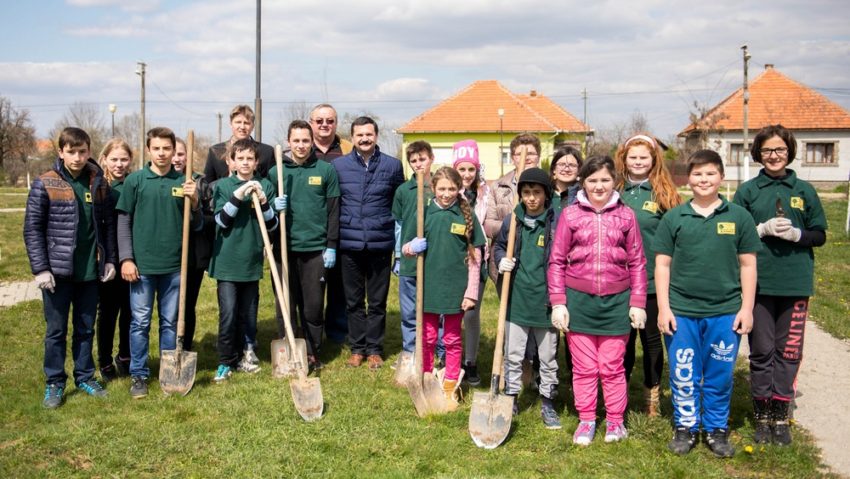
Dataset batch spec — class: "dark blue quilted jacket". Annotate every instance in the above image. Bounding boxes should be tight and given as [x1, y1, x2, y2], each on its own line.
[24, 158, 117, 279]
[332, 147, 404, 251]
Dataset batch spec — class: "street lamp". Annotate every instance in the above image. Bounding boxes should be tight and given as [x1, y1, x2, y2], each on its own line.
[498, 108, 505, 176]
[109, 104, 117, 137]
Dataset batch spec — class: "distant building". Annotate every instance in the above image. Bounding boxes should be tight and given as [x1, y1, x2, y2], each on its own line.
[398, 80, 591, 180]
[679, 65, 850, 186]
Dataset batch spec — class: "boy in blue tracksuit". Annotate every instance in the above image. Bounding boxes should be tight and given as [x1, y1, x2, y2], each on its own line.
[654, 150, 761, 458]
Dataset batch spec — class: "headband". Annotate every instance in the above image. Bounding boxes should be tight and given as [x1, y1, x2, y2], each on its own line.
[625, 134, 657, 149]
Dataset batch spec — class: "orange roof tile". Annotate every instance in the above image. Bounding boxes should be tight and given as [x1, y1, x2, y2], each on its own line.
[398, 80, 589, 134]
[681, 66, 850, 134]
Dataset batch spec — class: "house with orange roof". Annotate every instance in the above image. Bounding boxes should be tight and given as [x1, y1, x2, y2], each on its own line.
[398, 80, 591, 180]
[680, 65, 850, 185]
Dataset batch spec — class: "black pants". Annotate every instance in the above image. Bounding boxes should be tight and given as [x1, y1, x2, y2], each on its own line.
[749, 295, 808, 401]
[216, 281, 258, 367]
[182, 267, 205, 351]
[97, 277, 131, 367]
[324, 262, 348, 343]
[340, 250, 391, 356]
[624, 294, 663, 388]
[287, 251, 327, 356]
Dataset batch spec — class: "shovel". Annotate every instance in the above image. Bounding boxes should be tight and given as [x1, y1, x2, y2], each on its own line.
[252, 191, 323, 421]
[270, 145, 309, 379]
[160, 129, 199, 396]
[406, 170, 448, 416]
[468, 150, 527, 448]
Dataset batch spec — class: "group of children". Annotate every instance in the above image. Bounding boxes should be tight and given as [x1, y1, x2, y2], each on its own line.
[26, 121, 825, 457]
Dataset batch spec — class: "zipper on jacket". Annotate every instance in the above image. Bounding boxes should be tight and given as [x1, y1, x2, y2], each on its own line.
[595, 211, 602, 294]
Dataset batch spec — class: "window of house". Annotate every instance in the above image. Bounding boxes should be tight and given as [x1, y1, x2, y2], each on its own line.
[804, 142, 836, 164]
[501, 146, 510, 165]
[728, 143, 745, 165]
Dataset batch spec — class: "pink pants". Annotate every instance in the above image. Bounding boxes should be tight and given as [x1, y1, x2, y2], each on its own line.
[423, 312, 462, 381]
[569, 332, 629, 423]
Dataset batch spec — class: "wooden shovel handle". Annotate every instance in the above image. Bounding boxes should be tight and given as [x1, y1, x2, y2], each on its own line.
[177, 130, 194, 340]
[491, 147, 527, 379]
[413, 171, 425, 375]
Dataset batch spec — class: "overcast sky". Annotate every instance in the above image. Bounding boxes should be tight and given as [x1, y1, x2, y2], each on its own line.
[2, 0, 849, 147]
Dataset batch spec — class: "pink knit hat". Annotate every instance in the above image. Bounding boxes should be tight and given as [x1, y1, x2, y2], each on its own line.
[452, 139, 480, 169]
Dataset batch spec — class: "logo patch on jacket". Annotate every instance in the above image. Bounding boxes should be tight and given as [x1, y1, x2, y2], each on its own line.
[308, 176, 322, 186]
[716, 222, 735, 235]
[642, 201, 658, 214]
[537, 234, 545, 247]
[172, 187, 184, 197]
[790, 196, 804, 210]
[84, 192, 92, 203]
[450, 223, 466, 235]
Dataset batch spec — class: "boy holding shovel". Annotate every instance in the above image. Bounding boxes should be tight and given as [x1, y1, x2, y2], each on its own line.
[267, 120, 340, 372]
[208, 138, 278, 382]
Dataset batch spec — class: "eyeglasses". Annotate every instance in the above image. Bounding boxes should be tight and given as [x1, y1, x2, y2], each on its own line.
[555, 162, 579, 171]
[311, 118, 336, 125]
[759, 147, 788, 157]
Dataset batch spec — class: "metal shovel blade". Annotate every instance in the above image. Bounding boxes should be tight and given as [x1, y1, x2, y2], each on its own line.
[159, 349, 198, 396]
[290, 376, 324, 421]
[407, 371, 447, 417]
[271, 337, 308, 379]
[469, 391, 513, 449]
[393, 353, 416, 388]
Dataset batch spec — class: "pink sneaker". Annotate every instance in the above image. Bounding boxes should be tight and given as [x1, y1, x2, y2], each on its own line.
[573, 421, 596, 446]
[604, 421, 628, 442]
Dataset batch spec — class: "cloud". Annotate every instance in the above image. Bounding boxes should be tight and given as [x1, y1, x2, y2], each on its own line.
[66, 0, 160, 13]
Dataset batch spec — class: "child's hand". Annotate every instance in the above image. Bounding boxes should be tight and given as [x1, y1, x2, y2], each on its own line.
[402, 237, 427, 256]
[629, 307, 646, 329]
[121, 260, 140, 283]
[551, 305, 569, 332]
[233, 182, 254, 200]
[733, 308, 753, 334]
[461, 297, 476, 311]
[273, 194, 288, 212]
[756, 217, 792, 238]
[255, 188, 268, 205]
[498, 257, 516, 273]
[658, 308, 677, 335]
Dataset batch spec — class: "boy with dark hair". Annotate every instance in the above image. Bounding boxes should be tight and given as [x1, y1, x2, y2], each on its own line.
[209, 138, 278, 381]
[25, 126, 117, 408]
[391, 141, 435, 369]
[267, 120, 339, 371]
[116, 127, 201, 399]
[655, 149, 761, 457]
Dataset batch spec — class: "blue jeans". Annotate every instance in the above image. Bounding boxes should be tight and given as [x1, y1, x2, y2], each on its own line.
[665, 313, 740, 433]
[217, 280, 259, 366]
[42, 280, 98, 387]
[129, 273, 180, 378]
[398, 275, 417, 353]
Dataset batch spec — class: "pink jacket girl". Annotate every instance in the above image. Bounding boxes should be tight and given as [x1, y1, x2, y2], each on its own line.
[547, 155, 647, 446]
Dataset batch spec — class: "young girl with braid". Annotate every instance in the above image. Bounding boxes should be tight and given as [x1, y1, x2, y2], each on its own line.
[404, 166, 485, 410]
[614, 134, 682, 416]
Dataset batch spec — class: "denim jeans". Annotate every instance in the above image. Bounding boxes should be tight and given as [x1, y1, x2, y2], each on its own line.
[43, 280, 98, 387]
[398, 275, 417, 354]
[128, 272, 180, 378]
[217, 280, 259, 366]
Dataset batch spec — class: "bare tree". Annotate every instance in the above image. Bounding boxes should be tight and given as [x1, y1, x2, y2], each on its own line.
[0, 96, 37, 184]
[48, 102, 109, 160]
[626, 110, 652, 136]
[338, 110, 402, 158]
[272, 101, 312, 146]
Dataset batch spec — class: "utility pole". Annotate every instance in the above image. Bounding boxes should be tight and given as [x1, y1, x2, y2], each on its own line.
[217, 113, 223, 143]
[254, 0, 262, 142]
[582, 88, 589, 153]
[741, 45, 751, 182]
[498, 108, 505, 177]
[136, 61, 146, 170]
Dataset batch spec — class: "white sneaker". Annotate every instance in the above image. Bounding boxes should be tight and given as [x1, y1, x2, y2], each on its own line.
[237, 357, 261, 374]
[244, 348, 260, 365]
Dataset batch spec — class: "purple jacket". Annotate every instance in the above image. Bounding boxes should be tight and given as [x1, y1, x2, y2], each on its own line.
[547, 190, 647, 308]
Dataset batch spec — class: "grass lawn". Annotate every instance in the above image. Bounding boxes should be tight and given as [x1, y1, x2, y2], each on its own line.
[0, 196, 844, 477]
[809, 198, 850, 340]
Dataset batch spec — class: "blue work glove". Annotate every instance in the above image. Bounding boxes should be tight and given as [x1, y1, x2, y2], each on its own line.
[322, 248, 336, 269]
[392, 258, 400, 276]
[273, 194, 288, 212]
[410, 237, 427, 254]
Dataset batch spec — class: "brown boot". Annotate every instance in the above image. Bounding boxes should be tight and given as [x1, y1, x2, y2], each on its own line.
[645, 385, 660, 417]
[443, 380, 460, 412]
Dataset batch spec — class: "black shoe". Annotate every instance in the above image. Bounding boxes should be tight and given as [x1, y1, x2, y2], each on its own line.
[753, 398, 772, 444]
[462, 362, 481, 387]
[705, 429, 735, 458]
[668, 426, 698, 455]
[100, 364, 119, 383]
[130, 376, 148, 399]
[307, 355, 324, 375]
[770, 399, 793, 446]
[114, 356, 131, 377]
[434, 357, 445, 371]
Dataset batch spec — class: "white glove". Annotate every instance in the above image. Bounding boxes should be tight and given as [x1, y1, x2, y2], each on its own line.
[498, 257, 516, 273]
[551, 305, 569, 332]
[629, 307, 647, 329]
[100, 263, 116, 282]
[757, 217, 792, 238]
[35, 271, 55, 293]
[233, 182, 254, 201]
[775, 225, 802, 242]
